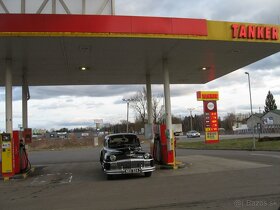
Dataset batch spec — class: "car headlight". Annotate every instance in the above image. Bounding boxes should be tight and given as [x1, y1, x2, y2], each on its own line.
[109, 155, 116, 162]
[144, 153, 150, 159]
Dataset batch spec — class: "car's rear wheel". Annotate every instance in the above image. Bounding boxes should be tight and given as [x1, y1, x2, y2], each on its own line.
[144, 172, 152, 177]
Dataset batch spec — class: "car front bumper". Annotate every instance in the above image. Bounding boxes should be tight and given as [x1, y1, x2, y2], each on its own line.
[103, 158, 155, 175]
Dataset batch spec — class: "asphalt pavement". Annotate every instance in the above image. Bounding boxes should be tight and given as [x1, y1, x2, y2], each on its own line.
[0, 144, 280, 210]
[176, 133, 280, 142]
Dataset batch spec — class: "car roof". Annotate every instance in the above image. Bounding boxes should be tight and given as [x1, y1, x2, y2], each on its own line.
[105, 133, 137, 138]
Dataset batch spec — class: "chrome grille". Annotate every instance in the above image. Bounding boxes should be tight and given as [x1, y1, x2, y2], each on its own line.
[117, 160, 144, 169]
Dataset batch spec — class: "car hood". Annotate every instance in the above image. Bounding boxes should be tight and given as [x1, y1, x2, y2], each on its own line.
[107, 147, 147, 160]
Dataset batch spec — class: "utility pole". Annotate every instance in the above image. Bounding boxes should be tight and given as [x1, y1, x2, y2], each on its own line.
[187, 108, 195, 130]
[111, 0, 115, 15]
[122, 98, 134, 133]
[245, 72, 256, 150]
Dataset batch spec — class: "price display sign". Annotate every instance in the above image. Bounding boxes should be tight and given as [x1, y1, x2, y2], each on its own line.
[197, 91, 219, 144]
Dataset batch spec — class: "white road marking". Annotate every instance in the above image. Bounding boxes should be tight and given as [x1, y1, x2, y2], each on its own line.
[69, 175, 73, 183]
[31, 177, 39, 185]
[250, 153, 280, 159]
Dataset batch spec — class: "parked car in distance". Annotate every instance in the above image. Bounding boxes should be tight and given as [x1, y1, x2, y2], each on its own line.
[186, 130, 201, 138]
[100, 133, 155, 180]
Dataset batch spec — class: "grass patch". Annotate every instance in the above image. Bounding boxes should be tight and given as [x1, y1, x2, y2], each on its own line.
[177, 138, 280, 151]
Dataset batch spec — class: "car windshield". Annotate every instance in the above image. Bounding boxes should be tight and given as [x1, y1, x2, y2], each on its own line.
[108, 135, 140, 149]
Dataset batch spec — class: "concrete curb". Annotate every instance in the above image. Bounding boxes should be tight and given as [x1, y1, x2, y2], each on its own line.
[156, 161, 192, 170]
[0, 167, 35, 181]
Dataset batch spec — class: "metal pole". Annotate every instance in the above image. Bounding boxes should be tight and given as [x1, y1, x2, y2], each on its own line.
[146, 74, 153, 125]
[187, 108, 195, 130]
[82, 0, 86, 14]
[146, 74, 154, 153]
[163, 58, 172, 151]
[190, 110, 193, 130]
[123, 98, 131, 133]
[163, 58, 176, 168]
[111, 0, 115, 15]
[245, 72, 256, 150]
[126, 101, 129, 133]
[22, 74, 28, 129]
[5, 59, 13, 133]
[21, 0, 26, 13]
[52, 0, 56, 14]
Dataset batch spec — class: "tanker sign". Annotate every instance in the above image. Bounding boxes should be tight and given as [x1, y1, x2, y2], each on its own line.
[231, 24, 279, 40]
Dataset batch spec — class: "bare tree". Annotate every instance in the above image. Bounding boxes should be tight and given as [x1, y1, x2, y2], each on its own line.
[221, 113, 236, 132]
[130, 87, 147, 124]
[152, 96, 164, 124]
[130, 87, 163, 124]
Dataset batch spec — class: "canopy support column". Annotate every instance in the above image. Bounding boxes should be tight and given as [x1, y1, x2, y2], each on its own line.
[146, 74, 154, 153]
[163, 58, 176, 168]
[163, 58, 172, 151]
[5, 59, 13, 133]
[22, 74, 30, 129]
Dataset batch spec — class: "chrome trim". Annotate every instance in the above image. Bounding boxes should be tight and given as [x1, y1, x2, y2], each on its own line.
[102, 158, 155, 175]
[113, 158, 153, 163]
[105, 166, 155, 175]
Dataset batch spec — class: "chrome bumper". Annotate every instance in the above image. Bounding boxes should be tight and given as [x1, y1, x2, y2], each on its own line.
[103, 158, 155, 175]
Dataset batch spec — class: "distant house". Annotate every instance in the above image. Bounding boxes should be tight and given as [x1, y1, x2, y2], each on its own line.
[262, 110, 280, 125]
[246, 110, 280, 133]
[246, 113, 263, 129]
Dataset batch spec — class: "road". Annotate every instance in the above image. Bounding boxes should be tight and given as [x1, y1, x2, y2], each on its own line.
[0, 144, 280, 210]
[176, 133, 280, 142]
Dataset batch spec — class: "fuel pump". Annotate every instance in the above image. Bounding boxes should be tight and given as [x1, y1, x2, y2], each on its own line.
[13, 130, 31, 174]
[1, 131, 31, 179]
[1, 133, 14, 178]
[20, 139, 31, 173]
[153, 124, 175, 166]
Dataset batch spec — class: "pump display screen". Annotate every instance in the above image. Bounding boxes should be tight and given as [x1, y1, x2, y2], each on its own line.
[1, 134, 11, 141]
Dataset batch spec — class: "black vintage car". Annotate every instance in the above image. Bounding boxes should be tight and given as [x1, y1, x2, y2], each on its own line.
[100, 133, 155, 179]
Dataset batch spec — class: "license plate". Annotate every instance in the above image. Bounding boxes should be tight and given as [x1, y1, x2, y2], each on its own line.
[124, 168, 140, 173]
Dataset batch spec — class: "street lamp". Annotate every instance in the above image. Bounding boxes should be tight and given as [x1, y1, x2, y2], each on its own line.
[122, 98, 134, 133]
[245, 72, 256, 150]
[187, 108, 195, 130]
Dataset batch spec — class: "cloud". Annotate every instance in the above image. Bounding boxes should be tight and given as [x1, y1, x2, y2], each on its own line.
[29, 85, 145, 99]
[208, 0, 280, 24]
[56, 118, 95, 128]
[246, 53, 280, 71]
[1, 0, 280, 130]
[117, 0, 280, 24]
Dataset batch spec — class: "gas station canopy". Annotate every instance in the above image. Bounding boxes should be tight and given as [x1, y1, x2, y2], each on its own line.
[0, 14, 280, 86]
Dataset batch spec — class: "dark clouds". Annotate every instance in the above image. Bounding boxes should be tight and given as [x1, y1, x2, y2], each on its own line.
[0, 0, 279, 102]
[29, 85, 144, 99]
[1, 0, 280, 130]
[0, 85, 145, 101]
[1, 84, 204, 102]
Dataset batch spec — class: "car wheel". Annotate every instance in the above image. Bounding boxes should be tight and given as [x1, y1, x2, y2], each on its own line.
[144, 172, 152, 177]
[107, 174, 114, 180]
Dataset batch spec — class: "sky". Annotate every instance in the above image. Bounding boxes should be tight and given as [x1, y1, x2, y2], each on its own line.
[1, 0, 280, 131]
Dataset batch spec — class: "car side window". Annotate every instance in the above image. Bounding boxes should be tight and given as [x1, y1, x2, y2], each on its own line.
[103, 138, 105, 146]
